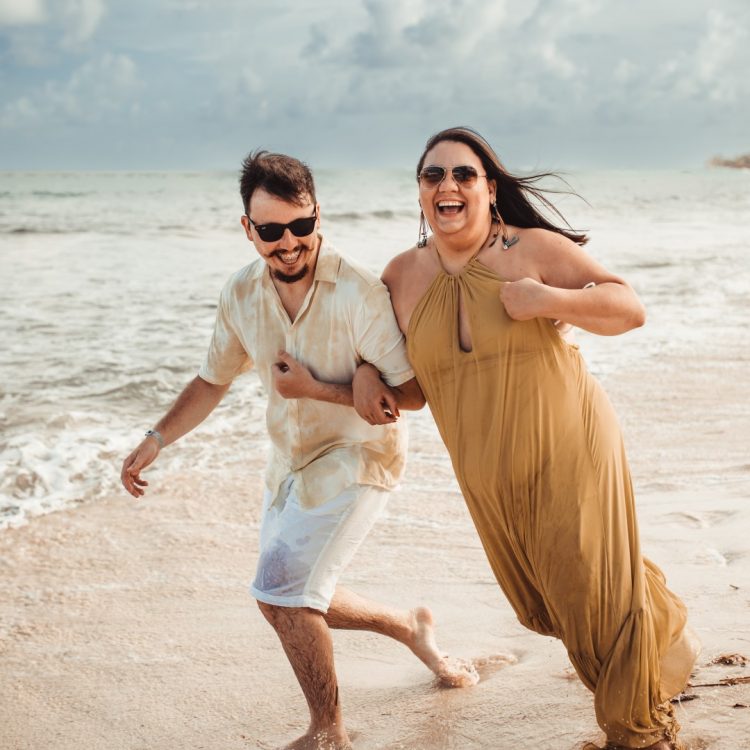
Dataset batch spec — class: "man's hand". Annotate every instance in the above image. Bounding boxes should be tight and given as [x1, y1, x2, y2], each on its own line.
[121, 437, 160, 498]
[352, 363, 399, 425]
[118, 375, 231, 500]
[499, 278, 553, 321]
[272, 351, 318, 400]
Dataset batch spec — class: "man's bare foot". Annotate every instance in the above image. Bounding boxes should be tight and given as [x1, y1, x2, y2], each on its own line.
[282, 727, 352, 750]
[406, 606, 479, 687]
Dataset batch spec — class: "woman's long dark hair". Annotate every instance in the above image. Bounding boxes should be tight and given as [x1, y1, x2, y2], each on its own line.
[417, 126, 588, 246]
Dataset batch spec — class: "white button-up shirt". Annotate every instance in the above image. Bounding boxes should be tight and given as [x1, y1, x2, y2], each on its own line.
[199, 239, 414, 509]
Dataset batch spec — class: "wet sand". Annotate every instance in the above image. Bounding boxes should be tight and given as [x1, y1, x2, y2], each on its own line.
[2, 360, 749, 749]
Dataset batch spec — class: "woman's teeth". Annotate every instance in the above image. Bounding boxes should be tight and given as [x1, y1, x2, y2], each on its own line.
[437, 201, 464, 214]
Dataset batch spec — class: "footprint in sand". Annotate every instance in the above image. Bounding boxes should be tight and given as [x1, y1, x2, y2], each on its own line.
[469, 652, 519, 681]
[664, 510, 738, 529]
[694, 547, 728, 566]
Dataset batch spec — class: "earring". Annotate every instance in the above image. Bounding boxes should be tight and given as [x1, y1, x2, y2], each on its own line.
[417, 209, 428, 248]
[487, 199, 503, 248]
[491, 199, 517, 250]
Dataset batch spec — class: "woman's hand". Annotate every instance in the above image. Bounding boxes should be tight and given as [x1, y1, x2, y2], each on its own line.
[353, 363, 399, 425]
[499, 278, 553, 321]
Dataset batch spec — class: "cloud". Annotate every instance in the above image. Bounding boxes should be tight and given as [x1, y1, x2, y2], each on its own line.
[692, 8, 749, 103]
[1, 53, 138, 128]
[60, 0, 105, 46]
[2, 0, 749, 168]
[539, 41, 578, 80]
[613, 59, 637, 85]
[0, 0, 104, 61]
[343, 0, 514, 68]
[198, 0, 748, 163]
[0, 0, 46, 26]
[606, 6, 750, 114]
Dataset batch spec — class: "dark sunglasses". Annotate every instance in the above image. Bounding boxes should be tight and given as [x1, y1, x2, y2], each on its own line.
[246, 209, 317, 242]
[418, 165, 487, 187]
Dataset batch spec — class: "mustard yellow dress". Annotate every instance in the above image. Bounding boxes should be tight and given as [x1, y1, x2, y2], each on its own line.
[407, 257, 692, 748]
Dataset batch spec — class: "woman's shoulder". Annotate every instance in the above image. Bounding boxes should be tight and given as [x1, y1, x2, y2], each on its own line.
[382, 244, 423, 284]
[515, 226, 568, 246]
[513, 226, 583, 262]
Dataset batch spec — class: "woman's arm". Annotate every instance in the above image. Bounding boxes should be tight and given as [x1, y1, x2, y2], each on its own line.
[500, 229, 646, 336]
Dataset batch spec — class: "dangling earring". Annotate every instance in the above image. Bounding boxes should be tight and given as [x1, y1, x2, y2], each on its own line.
[488, 198, 502, 247]
[491, 198, 518, 250]
[417, 209, 428, 248]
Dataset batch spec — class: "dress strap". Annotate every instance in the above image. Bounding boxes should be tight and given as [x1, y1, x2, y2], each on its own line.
[432, 223, 498, 275]
[431, 242, 451, 274]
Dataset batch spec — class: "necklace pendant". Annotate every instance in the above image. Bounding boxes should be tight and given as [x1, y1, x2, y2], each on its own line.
[502, 235, 519, 251]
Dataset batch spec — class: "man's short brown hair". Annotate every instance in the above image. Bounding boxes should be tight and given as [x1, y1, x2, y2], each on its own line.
[239, 150, 317, 214]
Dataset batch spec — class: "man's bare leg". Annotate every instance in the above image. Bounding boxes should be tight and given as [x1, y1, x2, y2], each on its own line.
[257, 589, 477, 748]
[258, 602, 351, 750]
[324, 587, 479, 687]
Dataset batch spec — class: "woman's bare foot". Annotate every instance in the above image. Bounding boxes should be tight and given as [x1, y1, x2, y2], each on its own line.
[406, 606, 479, 687]
[594, 739, 682, 750]
[282, 727, 352, 750]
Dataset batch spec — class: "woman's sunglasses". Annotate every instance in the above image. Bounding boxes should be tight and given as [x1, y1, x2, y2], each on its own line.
[418, 165, 487, 187]
[247, 209, 317, 242]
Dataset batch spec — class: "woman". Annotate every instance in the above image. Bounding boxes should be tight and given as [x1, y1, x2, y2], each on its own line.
[354, 127, 699, 750]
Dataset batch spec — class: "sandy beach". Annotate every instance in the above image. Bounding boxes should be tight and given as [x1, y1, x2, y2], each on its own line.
[3, 0, 750, 740]
[2, 354, 749, 750]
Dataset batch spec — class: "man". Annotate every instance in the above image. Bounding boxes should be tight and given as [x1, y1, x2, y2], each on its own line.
[120, 151, 477, 750]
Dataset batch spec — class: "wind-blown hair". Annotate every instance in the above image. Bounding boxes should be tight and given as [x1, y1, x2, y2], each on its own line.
[417, 126, 588, 245]
[239, 150, 316, 215]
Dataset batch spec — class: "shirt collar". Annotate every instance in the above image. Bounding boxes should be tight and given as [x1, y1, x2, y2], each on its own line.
[312, 236, 340, 283]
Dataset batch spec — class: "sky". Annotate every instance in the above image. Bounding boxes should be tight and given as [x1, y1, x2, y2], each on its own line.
[1, 0, 749, 170]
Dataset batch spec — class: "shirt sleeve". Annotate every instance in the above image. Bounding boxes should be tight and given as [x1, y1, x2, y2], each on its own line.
[353, 282, 414, 387]
[198, 281, 253, 385]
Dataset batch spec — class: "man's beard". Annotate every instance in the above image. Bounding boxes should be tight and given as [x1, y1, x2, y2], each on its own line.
[272, 264, 310, 284]
[269, 241, 315, 284]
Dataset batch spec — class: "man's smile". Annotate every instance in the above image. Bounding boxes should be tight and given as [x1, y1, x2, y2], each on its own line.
[273, 247, 306, 265]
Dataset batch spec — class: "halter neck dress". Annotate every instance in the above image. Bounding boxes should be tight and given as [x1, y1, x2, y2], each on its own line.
[407, 255, 692, 748]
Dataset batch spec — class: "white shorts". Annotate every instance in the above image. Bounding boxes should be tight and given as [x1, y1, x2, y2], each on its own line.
[250, 476, 389, 613]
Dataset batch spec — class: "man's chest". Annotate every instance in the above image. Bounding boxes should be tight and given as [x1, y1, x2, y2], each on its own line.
[237, 291, 359, 380]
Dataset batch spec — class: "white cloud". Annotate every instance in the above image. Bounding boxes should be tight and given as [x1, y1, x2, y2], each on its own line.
[648, 8, 750, 107]
[1, 53, 138, 128]
[2, 0, 749, 168]
[326, 0, 517, 69]
[693, 9, 749, 102]
[0, 0, 46, 25]
[614, 59, 637, 85]
[540, 41, 578, 80]
[0, 0, 104, 66]
[61, 0, 105, 46]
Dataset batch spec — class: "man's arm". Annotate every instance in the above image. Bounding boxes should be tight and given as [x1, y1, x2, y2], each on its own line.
[120, 375, 230, 498]
[271, 351, 424, 425]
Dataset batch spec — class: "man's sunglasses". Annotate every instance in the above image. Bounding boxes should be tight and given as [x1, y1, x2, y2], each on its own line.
[418, 165, 487, 187]
[246, 209, 317, 242]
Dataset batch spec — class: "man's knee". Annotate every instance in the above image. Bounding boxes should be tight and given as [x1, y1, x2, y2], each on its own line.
[257, 599, 282, 624]
[256, 599, 312, 626]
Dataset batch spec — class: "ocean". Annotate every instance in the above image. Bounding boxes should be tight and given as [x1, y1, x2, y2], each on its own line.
[1, 168, 749, 530]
